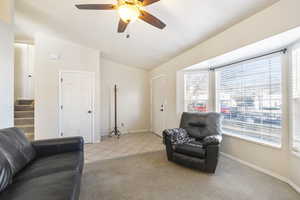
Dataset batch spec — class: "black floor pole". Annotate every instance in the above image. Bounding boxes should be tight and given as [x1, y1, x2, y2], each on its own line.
[115, 84, 117, 130]
[110, 84, 121, 138]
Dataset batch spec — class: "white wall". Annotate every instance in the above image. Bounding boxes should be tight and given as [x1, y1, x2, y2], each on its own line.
[0, 0, 12, 24]
[34, 33, 101, 142]
[0, 0, 14, 128]
[150, 0, 300, 191]
[100, 58, 150, 135]
[34, 33, 150, 140]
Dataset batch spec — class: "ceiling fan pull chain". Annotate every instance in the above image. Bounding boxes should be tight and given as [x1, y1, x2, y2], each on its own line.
[126, 25, 131, 39]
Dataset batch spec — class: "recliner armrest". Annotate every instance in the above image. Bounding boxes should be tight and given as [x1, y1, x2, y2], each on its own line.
[203, 135, 222, 147]
[31, 137, 84, 158]
[162, 129, 174, 145]
[162, 130, 175, 161]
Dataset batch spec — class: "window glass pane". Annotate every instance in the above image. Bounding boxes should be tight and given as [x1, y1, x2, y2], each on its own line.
[216, 55, 282, 145]
[184, 72, 209, 112]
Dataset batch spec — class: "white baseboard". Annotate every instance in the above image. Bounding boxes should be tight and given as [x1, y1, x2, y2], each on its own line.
[101, 129, 149, 136]
[221, 152, 300, 194]
[128, 129, 149, 133]
[287, 179, 300, 194]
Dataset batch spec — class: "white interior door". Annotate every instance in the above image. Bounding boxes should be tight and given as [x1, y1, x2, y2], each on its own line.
[27, 45, 34, 99]
[14, 44, 34, 100]
[151, 76, 166, 137]
[60, 71, 94, 143]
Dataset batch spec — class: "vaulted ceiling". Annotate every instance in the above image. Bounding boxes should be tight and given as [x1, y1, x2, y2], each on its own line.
[15, 0, 279, 69]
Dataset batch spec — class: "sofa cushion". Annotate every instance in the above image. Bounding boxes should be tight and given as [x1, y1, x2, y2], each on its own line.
[0, 170, 80, 200]
[0, 151, 12, 193]
[174, 141, 206, 159]
[14, 151, 84, 182]
[0, 128, 36, 175]
[180, 112, 222, 139]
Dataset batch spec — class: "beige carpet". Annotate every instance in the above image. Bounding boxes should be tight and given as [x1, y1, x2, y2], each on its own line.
[85, 133, 164, 163]
[80, 151, 300, 200]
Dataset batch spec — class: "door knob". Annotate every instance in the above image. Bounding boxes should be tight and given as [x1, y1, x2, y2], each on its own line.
[88, 110, 92, 114]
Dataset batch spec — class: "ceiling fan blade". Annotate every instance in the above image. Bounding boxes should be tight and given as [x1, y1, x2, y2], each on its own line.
[139, 10, 166, 29]
[118, 19, 129, 33]
[139, 0, 160, 6]
[75, 4, 116, 10]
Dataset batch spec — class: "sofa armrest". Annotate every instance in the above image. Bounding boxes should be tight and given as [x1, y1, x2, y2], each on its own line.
[31, 137, 84, 158]
[203, 135, 222, 147]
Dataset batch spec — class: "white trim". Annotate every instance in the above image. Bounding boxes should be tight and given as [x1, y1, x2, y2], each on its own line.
[289, 43, 300, 154]
[150, 74, 167, 136]
[182, 68, 210, 74]
[221, 152, 300, 194]
[288, 180, 300, 194]
[58, 70, 96, 143]
[15, 40, 35, 45]
[291, 150, 300, 159]
[101, 129, 149, 136]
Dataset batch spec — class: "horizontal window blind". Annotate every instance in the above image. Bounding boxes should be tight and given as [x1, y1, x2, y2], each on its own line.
[292, 46, 300, 151]
[184, 72, 209, 112]
[216, 54, 282, 145]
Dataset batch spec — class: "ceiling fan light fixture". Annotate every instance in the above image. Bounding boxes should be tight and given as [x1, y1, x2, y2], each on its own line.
[118, 4, 140, 23]
[75, 0, 166, 33]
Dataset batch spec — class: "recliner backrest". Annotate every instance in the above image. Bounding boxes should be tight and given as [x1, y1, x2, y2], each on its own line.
[180, 112, 222, 139]
[0, 128, 36, 176]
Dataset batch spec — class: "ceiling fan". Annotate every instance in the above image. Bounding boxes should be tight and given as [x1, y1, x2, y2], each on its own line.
[75, 0, 166, 33]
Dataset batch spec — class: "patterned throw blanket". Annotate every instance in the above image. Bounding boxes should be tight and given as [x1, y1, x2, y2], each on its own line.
[164, 128, 195, 145]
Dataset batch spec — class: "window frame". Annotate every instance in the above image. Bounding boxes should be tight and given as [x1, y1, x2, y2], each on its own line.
[214, 54, 283, 148]
[290, 42, 300, 154]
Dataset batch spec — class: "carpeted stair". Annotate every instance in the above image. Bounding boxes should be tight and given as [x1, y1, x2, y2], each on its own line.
[14, 99, 34, 140]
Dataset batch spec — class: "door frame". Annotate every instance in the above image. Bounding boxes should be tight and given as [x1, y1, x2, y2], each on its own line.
[58, 70, 96, 143]
[150, 74, 166, 136]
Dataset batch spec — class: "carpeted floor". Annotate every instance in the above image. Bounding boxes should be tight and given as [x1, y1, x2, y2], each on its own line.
[80, 151, 300, 200]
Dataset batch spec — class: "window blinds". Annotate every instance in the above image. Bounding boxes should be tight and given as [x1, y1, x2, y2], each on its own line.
[184, 72, 209, 112]
[292, 46, 300, 151]
[216, 54, 282, 145]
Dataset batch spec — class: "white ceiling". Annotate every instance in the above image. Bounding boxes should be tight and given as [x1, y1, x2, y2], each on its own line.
[15, 0, 279, 70]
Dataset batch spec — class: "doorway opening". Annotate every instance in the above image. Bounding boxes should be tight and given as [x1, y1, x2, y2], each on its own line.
[14, 43, 35, 140]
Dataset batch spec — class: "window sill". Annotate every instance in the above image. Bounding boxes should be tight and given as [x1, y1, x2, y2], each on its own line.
[223, 132, 282, 150]
[291, 149, 300, 159]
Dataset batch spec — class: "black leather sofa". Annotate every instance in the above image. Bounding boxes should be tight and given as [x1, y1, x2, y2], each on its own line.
[0, 127, 84, 200]
[163, 112, 223, 173]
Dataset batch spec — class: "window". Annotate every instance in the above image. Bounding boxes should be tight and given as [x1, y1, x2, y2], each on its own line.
[292, 45, 300, 152]
[184, 71, 209, 112]
[216, 55, 282, 146]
